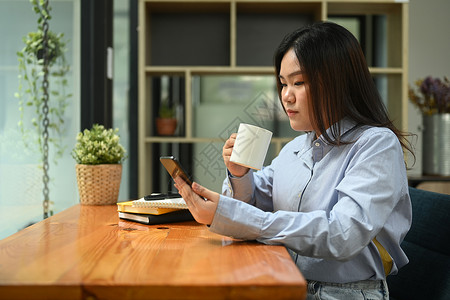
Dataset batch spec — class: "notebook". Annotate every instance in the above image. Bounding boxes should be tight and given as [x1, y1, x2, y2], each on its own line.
[132, 197, 188, 209]
[117, 196, 188, 215]
[118, 210, 194, 225]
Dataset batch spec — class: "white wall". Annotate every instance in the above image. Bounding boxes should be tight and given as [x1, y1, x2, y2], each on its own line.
[408, 0, 450, 176]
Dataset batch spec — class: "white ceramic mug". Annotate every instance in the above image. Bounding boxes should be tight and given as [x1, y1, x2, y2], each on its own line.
[229, 123, 273, 170]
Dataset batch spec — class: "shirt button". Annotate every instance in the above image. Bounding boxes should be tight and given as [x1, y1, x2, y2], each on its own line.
[314, 142, 320, 147]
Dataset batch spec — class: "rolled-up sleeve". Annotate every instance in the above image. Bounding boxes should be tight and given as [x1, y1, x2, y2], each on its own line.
[222, 162, 276, 212]
[210, 195, 264, 239]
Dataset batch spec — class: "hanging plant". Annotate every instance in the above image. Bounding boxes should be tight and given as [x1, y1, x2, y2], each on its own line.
[15, 0, 71, 164]
[14, 0, 71, 218]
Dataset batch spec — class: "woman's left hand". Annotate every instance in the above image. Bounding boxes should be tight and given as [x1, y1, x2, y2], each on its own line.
[174, 176, 219, 225]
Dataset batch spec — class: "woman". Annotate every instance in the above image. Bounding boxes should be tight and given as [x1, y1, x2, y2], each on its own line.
[174, 22, 413, 299]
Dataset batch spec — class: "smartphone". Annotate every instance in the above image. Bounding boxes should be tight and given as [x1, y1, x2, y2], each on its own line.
[160, 156, 193, 186]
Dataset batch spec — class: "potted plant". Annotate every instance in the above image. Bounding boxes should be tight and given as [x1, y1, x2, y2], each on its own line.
[156, 98, 177, 136]
[409, 76, 450, 115]
[409, 76, 450, 176]
[72, 124, 127, 205]
[15, 0, 71, 163]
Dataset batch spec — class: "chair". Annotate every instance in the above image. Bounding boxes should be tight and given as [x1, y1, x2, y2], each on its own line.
[387, 187, 450, 300]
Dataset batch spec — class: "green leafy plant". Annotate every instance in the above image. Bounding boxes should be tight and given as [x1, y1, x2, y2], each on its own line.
[158, 98, 176, 119]
[15, 0, 71, 163]
[72, 124, 127, 165]
[409, 76, 450, 115]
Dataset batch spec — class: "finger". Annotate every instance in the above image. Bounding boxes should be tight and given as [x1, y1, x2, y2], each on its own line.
[222, 149, 232, 162]
[228, 133, 236, 145]
[174, 177, 211, 223]
[223, 133, 237, 149]
[192, 182, 219, 203]
[173, 177, 189, 200]
[174, 177, 200, 208]
[223, 134, 237, 162]
[173, 183, 182, 193]
[174, 176, 187, 190]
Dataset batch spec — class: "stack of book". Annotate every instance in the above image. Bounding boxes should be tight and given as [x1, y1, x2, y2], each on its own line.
[117, 193, 194, 225]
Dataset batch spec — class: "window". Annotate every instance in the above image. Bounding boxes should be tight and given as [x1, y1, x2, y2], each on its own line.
[0, 0, 80, 239]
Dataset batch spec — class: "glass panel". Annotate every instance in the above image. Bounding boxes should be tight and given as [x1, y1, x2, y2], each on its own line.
[193, 141, 282, 192]
[153, 141, 289, 193]
[192, 75, 297, 139]
[329, 15, 388, 68]
[328, 17, 362, 41]
[236, 13, 313, 66]
[236, 3, 316, 66]
[151, 142, 194, 194]
[0, 0, 80, 240]
[149, 12, 230, 66]
[373, 73, 403, 129]
[147, 75, 186, 137]
[374, 74, 389, 107]
[113, 0, 130, 200]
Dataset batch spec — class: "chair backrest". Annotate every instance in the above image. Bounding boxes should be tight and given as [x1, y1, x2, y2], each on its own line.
[387, 187, 450, 300]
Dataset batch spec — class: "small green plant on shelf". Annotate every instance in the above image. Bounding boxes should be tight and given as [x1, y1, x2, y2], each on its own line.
[72, 124, 127, 165]
[156, 98, 177, 136]
[158, 98, 176, 119]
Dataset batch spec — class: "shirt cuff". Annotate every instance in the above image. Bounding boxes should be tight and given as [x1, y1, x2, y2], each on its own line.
[209, 194, 264, 240]
[225, 169, 254, 204]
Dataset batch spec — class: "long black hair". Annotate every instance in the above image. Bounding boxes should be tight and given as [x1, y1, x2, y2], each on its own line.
[274, 22, 414, 162]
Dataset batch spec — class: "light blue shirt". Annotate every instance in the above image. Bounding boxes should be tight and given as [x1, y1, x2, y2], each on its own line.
[210, 119, 412, 283]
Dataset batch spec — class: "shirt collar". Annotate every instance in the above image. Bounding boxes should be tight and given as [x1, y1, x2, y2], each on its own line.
[294, 118, 358, 162]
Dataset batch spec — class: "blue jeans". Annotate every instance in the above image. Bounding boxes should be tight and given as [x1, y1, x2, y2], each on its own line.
[306, 279, 389, 300]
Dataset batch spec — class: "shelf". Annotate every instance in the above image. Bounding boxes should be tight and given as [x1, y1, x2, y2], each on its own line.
[145, 66, 404, 75]
[327, 2, 402, 15]
[144, 136, 293, 144]
[369, 67, 403, 74]
[139, 0, 409, 195]
[145, 66, 276, 75]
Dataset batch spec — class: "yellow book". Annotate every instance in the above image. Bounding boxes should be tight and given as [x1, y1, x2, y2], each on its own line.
[117, 201, 180, 215]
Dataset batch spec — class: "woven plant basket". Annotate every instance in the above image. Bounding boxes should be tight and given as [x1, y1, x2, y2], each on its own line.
[75, 164, 122, 205]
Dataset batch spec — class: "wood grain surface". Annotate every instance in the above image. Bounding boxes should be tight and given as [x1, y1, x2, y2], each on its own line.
[0, 205, 306, 300]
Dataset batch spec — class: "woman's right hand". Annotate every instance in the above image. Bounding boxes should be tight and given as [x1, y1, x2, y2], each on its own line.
[222, 133, 250, 177]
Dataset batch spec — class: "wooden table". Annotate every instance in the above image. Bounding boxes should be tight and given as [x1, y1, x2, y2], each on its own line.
[0, 205, 306, 300]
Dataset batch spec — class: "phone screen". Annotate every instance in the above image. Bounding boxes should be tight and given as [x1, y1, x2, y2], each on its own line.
[160, 156, 193, 186]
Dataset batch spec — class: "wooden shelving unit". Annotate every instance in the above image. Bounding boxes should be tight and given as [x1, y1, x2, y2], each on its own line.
[138, 0, 408, 195]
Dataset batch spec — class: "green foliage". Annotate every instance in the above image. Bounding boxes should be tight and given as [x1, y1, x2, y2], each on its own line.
[159, 98, 176, 119]
[15, 0, 71, 163]
[72, 124, 127, 165]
